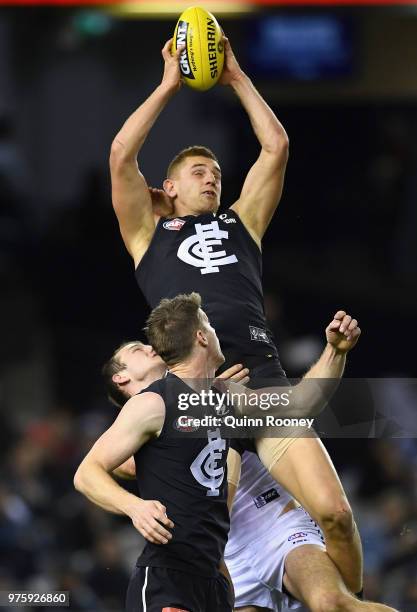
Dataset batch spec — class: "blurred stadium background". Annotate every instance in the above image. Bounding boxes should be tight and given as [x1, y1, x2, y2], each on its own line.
[0, 1, 417, 610]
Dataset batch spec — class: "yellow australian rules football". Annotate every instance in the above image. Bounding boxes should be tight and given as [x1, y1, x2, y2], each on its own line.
[172, 6, 224, 91]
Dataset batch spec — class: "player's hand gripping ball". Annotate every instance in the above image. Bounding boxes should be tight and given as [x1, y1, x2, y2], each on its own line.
[172, 6, 224, 91]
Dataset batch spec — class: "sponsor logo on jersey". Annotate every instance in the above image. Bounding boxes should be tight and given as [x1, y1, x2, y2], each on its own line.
[288, 531, 308, 542]
[219, 213, 236, 224]
[176, 21, 195, 79]
[190, 428, 226, 496]
[163, 218, 186, 231]
[249, 325, 271, 343]
[173, 416, 200, 432]
[253, 487, 280, 508]
[214, 402, 229, 416]
[177, 221, 238, 274]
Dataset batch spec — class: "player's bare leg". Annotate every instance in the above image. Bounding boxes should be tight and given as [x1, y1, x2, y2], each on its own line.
[269, 436, 363, 594]
[283, 545, 397, 611]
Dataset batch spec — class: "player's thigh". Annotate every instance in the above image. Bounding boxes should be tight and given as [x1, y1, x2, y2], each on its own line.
[269, 437, 350, 520]
[283, 544, 349, 608]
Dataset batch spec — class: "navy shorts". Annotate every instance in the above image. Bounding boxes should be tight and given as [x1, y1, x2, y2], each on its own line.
[126, 566, 233, 612]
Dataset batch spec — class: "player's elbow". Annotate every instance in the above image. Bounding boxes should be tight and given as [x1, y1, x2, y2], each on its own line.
[109, 139, 125, 168]
[109, 139, 135, 170]
[73, 464, 88, 494]
[270, 130, 289, 156]
[263, 130, 289, 163]
[280, 133, 290, 158]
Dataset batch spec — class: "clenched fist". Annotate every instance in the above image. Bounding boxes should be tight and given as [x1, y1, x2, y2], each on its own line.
[326, 311, 361, 354]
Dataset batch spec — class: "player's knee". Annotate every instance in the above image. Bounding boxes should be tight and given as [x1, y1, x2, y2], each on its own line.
[311, 590, 355, 612]
[318, 502, 355, 541]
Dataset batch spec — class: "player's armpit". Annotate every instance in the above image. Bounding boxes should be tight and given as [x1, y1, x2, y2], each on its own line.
[110, 149, 156, 266]
[231, 146, 288, 244]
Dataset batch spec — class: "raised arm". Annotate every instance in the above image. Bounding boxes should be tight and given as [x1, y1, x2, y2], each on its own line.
[109, 40, 182, 267]
[221, 38, 289, 247]
[74, 392, 174, 544]
[223, 310, 361, 419]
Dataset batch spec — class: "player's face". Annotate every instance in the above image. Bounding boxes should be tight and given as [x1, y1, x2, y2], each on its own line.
[176, 157, 222, 214]
[199, 309, 225, 369]
[116, 342, 165, 384]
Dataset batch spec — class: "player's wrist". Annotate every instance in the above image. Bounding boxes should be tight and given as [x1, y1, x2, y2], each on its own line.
[325, 342, 347, 357]
[119, 492, 145, 518]
[228, 70, 248, 89]
[158, 80, 180, 96]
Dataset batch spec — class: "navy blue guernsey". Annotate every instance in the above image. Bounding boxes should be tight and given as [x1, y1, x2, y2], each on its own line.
[134, 373, 230, 578]
[135, 209, 281, 367]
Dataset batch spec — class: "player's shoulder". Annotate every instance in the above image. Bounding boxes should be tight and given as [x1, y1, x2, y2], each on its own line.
[139, 377, 167, 397]
[126, 389, 165, 412]
[123, 391, 166, 433]
[217, 207, 240, 222]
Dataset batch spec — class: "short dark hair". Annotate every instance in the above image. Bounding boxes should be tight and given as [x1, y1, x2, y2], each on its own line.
[144, 293, 203, 366]
[102, 341, 144, 407]
[167, 146, 219, 178]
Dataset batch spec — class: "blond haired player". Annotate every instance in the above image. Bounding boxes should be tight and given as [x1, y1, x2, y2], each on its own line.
[109, 35, 369, 607]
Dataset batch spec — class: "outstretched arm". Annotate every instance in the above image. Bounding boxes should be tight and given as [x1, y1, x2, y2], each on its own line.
[223, 311, 361, 419]
[221, 37, 289, 247]
[109, 39, 182, 266]
[74, 392, 174, 544]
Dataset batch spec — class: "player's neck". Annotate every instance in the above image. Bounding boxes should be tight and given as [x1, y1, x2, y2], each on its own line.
[169, 355, 216, 390]
[127, 367, 167, 396]
[173, 201, 216, 218]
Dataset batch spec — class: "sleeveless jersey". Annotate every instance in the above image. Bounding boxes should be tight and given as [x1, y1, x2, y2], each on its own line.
[225, 450, 292, 556]
[135, 209, 279, 365]
[134, 373, 230, 578]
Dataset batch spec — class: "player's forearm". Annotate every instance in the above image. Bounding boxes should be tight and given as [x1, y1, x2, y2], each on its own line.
[110, 83, 177, 162]
[230, 73, 288, 155]
[236, 345, 345, 419]
[305, 343, 346, 380]
[290, 344, 346, 418]
[74, 461, 141, 516]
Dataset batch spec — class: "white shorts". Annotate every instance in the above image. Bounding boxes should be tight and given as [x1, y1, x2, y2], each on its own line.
[225, 507, 325, 611]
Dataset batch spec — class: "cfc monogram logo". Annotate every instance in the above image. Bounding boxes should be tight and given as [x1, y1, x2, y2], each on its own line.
[177, 221, 238, 274]
[190, 429, 226, 496]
